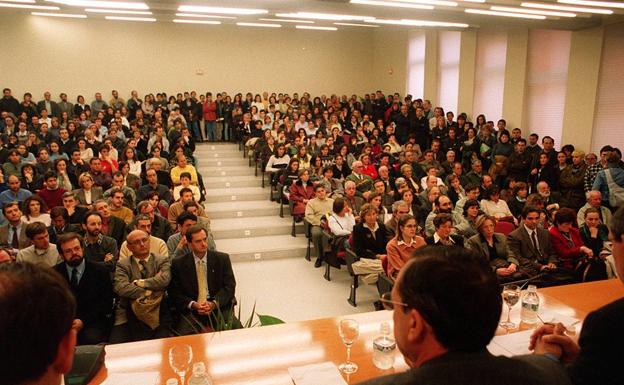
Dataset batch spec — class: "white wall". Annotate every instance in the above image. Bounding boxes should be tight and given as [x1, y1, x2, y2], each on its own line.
[0, 14, 382, 100]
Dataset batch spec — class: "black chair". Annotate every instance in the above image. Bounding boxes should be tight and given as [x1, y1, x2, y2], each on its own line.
[345, 248, 361, 307]
[376, 272, 394, 298]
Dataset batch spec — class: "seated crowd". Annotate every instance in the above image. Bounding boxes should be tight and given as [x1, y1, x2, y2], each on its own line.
[0, 87, 623, 348]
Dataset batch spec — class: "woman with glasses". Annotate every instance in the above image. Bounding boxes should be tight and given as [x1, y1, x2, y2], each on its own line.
[385, 214, 426, 279]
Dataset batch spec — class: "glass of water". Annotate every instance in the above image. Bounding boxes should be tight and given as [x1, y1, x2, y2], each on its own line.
[338, 319, 359, 374]
[500, 284, 521, 329]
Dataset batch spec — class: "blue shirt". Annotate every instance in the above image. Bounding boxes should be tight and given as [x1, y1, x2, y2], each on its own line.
[65, 259, 86, 285]
[0, 188, 32, 206]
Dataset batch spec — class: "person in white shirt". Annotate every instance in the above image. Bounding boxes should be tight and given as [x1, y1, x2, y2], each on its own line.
[480, 186, 517, 225]
[328, 197, 356, 238]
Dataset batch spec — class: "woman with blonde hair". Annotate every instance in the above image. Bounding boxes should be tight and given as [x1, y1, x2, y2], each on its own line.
[73, 172, 103, 209]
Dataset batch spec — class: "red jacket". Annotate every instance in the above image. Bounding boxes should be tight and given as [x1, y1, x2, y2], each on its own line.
[202, 101, 217, 121]
[549, 226, 586, 270]
[38, 187, 67, 210]
[289, 180, 315, 216]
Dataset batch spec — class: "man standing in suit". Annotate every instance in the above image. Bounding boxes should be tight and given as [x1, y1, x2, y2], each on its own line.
[169, 225, 237, 334]
[0, 202, 31, 250]
[530, 206, 624, 385]
[508, 206, 573, 286]
[111, 229, 171, 343]
[358, 246, 571, 385]
[54, 232, 113, 345]
[37, 91, 61, 118]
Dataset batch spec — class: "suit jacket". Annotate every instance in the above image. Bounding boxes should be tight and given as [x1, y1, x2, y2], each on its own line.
[37, 100, 61, 117]
[567, 297, 624, 385]
[507, 225, 558, 274]
[113, 253, 171, 312]
[105, 215, 127, 245]
[352, 222, 387, 259]
[549, 226, 586, 270]
[357, 350, 571, 385]
[48, 223, 82, 245]
[169, 250, 236, 314]
[466, 233, 519, 271]
[54, 260, 113, 326]
[0, 223, 31, 249]
[73, 187, 104, 206]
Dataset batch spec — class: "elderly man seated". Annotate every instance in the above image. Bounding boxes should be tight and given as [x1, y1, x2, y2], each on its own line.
[577, 190, 612, 227]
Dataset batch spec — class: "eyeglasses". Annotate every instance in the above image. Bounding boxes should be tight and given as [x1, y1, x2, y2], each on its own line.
[380, 292, 408, 310]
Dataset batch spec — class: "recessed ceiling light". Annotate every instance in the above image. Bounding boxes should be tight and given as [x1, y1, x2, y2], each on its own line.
[259, 18, 315, 24]
[378, 0, 458, 6]
[521, 2, 613, 14]
[558, 0, 624, 8]
[350, 0, 434, 10]
[84, 8, 151, 14]
[275, 12, 373, 21]
[295, 25, 338, 30]
[178, 5, 268, 15]
[175, 13, 236, 19]
[491, 5, 576, 17]
[465, 8, 547, 19]
[236, 22, 281, 28]
[3, 0, 36, 3]
[46, 1, 148, 10]
[0, 2, 59, 9]
[31, 11, 86, 18]
[173, 19, 221, 25]
[104, 15, 155, 21]
[334, 22, 380, 27]
[366, 18, 469, 27]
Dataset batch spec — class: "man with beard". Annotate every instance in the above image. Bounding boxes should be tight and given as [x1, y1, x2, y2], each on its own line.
[82, 211, 119, 272]
[424, 195, 468, 237]
[54, 232, 113, 345]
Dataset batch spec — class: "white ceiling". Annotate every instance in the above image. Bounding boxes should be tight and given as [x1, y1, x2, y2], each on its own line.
[3, 0, 624, 30]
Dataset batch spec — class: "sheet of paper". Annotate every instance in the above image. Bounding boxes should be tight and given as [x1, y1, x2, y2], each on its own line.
[288, 362, 347, 385]
[538, 310, 581, 328]
[488, 329, 535, 357]
[101, 371, 160, 385]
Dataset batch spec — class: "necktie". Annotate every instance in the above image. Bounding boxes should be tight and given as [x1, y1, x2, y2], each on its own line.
[139, 260, 148, 279]
[11, 227, 18, 249]
[70, 268, 79, 288]
[196, 259, 208, 302]
[531, 231, 542, 257]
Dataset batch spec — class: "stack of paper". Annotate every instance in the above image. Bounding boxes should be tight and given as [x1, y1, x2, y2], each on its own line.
[288, 362, 347, 385]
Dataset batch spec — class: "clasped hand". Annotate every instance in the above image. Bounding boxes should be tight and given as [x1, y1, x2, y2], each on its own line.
[530, 322, 580, 364]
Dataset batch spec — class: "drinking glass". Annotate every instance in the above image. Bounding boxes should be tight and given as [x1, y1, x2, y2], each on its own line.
[500, 284, 521, 329]
[169, 345, 193, 385]
[338, 319, 359, 374]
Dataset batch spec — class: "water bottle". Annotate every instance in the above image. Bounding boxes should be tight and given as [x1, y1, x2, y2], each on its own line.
[520, 285, 540, 325]
[187, 362, 212, 385]
[373, 322, 396, 370]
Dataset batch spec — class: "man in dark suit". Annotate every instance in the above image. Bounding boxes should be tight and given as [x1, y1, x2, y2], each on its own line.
[169, 224, 237, 334]
[358, 246, 571, 385]
[0, 202, 31, 250]
[48, 206, 82, 245]
[425, 213, 464, 247]
[54, 232, 113, 345]
[36, 91, 61, 118]
[508, 206, 573, 286]
[530, 207, 624, 385]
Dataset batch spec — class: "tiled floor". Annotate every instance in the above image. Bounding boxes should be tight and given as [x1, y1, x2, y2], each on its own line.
[232, 257, 380, 323]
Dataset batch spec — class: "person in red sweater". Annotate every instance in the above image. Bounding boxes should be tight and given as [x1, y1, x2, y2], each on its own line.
[202, 92, 217, 142]
[37, 171, 67, 210]
[549, 207, 593, 271]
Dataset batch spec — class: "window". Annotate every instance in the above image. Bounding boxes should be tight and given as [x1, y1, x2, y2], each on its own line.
[472, 28, 507, 123]
[437, 31, 461, 114]
[407, 31, 426, 98]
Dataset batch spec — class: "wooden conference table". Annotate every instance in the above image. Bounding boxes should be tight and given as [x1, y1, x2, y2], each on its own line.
[89, 279, 624, 385]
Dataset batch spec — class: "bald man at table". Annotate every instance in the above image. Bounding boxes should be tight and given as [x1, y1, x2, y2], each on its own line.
[359, 246, 570, 385]
[531, 207, 624, 385]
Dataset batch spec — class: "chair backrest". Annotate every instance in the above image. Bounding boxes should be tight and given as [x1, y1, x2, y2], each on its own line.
[495, 220, 516, 235]
[381, 255, 389, 276]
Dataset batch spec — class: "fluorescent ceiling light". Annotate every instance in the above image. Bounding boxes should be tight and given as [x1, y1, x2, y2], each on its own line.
[0, 2, 59, 9]
[31, 11, 86, 17]
[365, 18, 469, 27]
[3, 0, 36, 3]
[46, 1, 148, 9]
[275, 12, 373, 21]
[380, 0, 458, 6]
[350, 0, 434, 10]
[85, 8, 151, 14]
[521, 2, 613, 14]
[465, 8, 546, 19]
[558, 0, 624, 8]
[296, 25, 338, 30]
[491, 5, 576, 17]
[178, 5, 268, 15]
[175, 13, 236, 19]
[236, 22, 281, 28]
[458, 0, 485, 2]
[173, 19, 220, 25]
[105, 15, 155, 21]
[334, 22, 379, 27]
[259, 18, 315, 23]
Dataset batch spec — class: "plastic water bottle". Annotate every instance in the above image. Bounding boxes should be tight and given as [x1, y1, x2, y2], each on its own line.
[373, 322, 396, 369]
[520, 285, 540, 325]
[187, 362, 212, 385]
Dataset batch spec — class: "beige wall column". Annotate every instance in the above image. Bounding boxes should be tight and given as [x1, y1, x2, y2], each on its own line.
[457, 29, 477, 117]
[423, 30, 439, 104]
[561, 26, 604, 152]
[502, 27, 529, 129]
